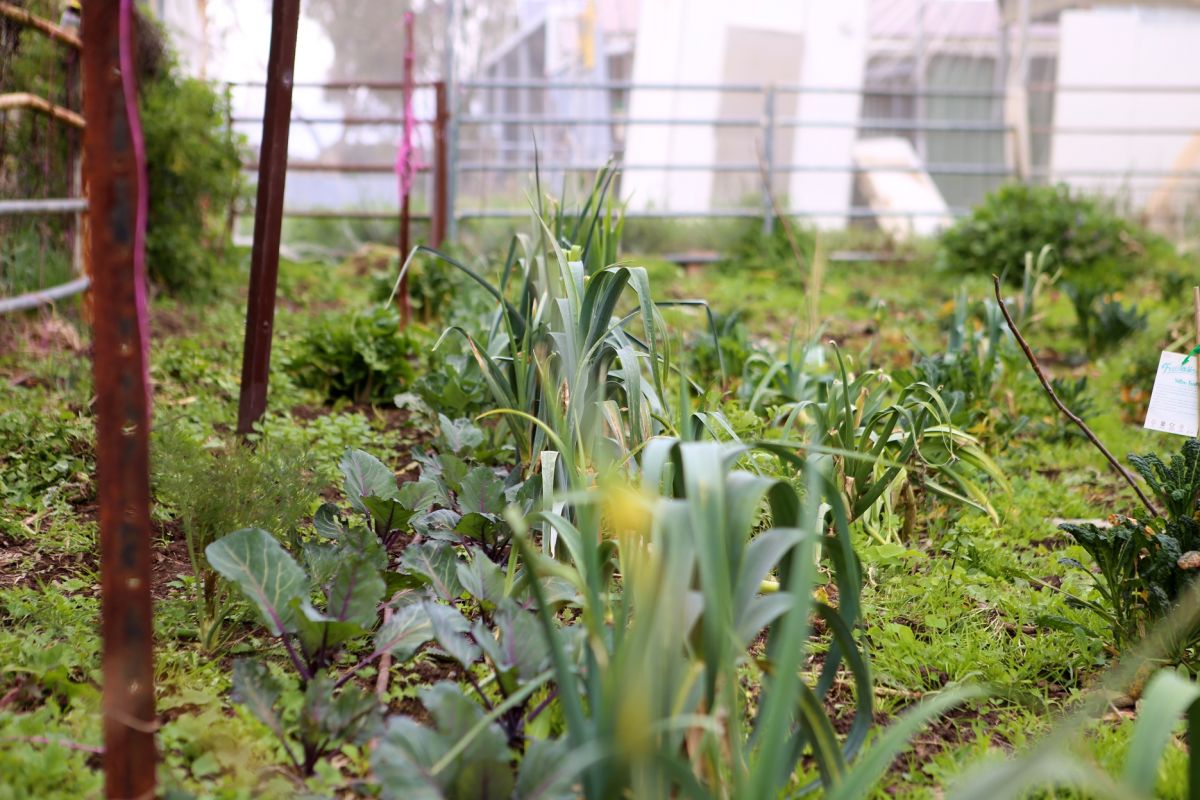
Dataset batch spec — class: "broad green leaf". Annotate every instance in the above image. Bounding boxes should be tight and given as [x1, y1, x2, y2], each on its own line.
[495, 604, 549, 682]
[303, 541, 341, 586]
[514, 738, 587, 800]
[424, 601, 481, 667]
[231, 659, 286, 743]
[340, 449, 399, 514]
[313, 502, 346, 539]
[205, 528, 307, 636]
[459, 467, 507, 515]
[374, 601, 433, 662]
[401, 478, 449, 513]
[372, 717, 447, 800]
[400, 541, 464, 601]
[362, 495, 418, 535]
[437, 414, 484, 454]
[413, 509, 463, 542]
[457, 553, 505, 606]
[299, 673, 382, 746]
[420, 682, 514, 798]
[291, 599, 369, 656]
[455, 511, 503, 542]
[329, 553, 385, 627]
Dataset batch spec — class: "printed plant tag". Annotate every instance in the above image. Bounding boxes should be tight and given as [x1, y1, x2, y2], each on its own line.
[1144, 350, 1200, 437]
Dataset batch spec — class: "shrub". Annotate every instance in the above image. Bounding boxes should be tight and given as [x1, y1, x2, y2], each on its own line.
[140, 36, 243, 298]
[0, 0, 78, 296]
[286, 306, 417, 405]
[718, 218, 815, 281]
[939, 184, 1144, 288]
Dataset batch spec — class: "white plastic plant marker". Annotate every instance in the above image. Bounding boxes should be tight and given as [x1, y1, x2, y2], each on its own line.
[1144, 351, 1200, 437]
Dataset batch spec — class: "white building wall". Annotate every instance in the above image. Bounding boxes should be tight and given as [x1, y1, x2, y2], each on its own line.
[623, 0, 867, 225]
[156, 0, 208, 77]
[1051, 7, 1200, 210]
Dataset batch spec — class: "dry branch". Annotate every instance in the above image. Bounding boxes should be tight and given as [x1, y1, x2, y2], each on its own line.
[992, 274, 1160, 518]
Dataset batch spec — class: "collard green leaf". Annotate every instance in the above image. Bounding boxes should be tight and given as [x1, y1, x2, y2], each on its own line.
[459, 467, 507, 515]
[231, 659, 286, 741]
[400, 541, 464, 601]
[291, 598, 369, 657]
[372, 717, 448, 800]
[419, 682, 513, 798]
[313, 502, 347, 539]
[336, 523, 389, 568]
[374, 601, 433, 662]
[424, 601, 481, 667]
[340, 449, 400, 514]
[413, 509, 462, 541]
[400, 478, 449, 514]
[455, 511, 503, 542]
[299, 672, 383, 753]
[514, 738, 579, 800]
[303, 541, 341, 586]
[205, 528, 307, 636]
[437, 414, 484, 455]
[362, 495, 418, 535]
[495, 604, 549, 682]
[457, 553, 505, 606]
[329, 553, 385, 627]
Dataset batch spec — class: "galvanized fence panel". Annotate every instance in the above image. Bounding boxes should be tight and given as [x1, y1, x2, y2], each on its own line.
[223, 78, 1200, 245]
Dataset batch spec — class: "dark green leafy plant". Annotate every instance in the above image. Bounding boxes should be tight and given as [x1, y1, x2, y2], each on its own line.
[139, 23, 243, 298]
[287, 306, 418, 405]
[152, 430, 320, 651]
[896, 290, 1018, 436]
[1065, 283, 1147, 353]
[1058, 439, 1200, 651]
[718, 217, 815, 283]
[207, 527, 389, 775]
[0, 406, 93, 509]
[939, 183, 1143, 287]
[1040, 376, 1094, 443]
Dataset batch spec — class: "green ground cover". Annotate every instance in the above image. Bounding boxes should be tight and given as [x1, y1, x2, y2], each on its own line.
[2, 184, 1200, 798]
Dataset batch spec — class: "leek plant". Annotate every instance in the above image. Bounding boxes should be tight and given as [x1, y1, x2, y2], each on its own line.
[509, 440, 976, 798]
[387, 167, 726, 485]
[772, 346, 1008, 542]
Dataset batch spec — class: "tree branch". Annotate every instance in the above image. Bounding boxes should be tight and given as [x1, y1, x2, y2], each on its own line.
[992, 275, 1160, 518]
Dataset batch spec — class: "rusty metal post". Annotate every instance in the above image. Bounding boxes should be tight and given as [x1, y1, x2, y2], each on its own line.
[432, 81, 448, 248]
[236, 0, 301, 436]
[82, 2, 157, 797]
[396, 11, 415, 324]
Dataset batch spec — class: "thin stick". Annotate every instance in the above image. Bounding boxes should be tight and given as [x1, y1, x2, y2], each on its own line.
[992, 275, 1160, 518]
[375, 606, 393, 701]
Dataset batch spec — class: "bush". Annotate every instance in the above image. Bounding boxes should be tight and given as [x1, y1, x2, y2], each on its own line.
[718, 218, 815, 281]
[140, 35, 243, 298]
[286, 306, 417, 405]
[939, 184, 1145, 288]
[0, 0, 78, 296]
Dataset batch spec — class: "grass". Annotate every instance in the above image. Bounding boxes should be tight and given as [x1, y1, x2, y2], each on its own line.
[0, 229, 1197, 796]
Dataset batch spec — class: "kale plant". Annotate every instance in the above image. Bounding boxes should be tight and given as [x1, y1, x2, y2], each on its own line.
[1058, 439, 1200, 651]
[286, 306, 417, 405]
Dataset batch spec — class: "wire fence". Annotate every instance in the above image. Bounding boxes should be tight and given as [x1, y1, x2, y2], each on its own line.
[222, 76, 1200, 248]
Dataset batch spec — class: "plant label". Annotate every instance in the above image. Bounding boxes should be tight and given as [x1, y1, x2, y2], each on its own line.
[1144, 350, 1200, 437]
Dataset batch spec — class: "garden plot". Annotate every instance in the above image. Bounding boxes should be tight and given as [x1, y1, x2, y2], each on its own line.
[2, 180, 1200, 798]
